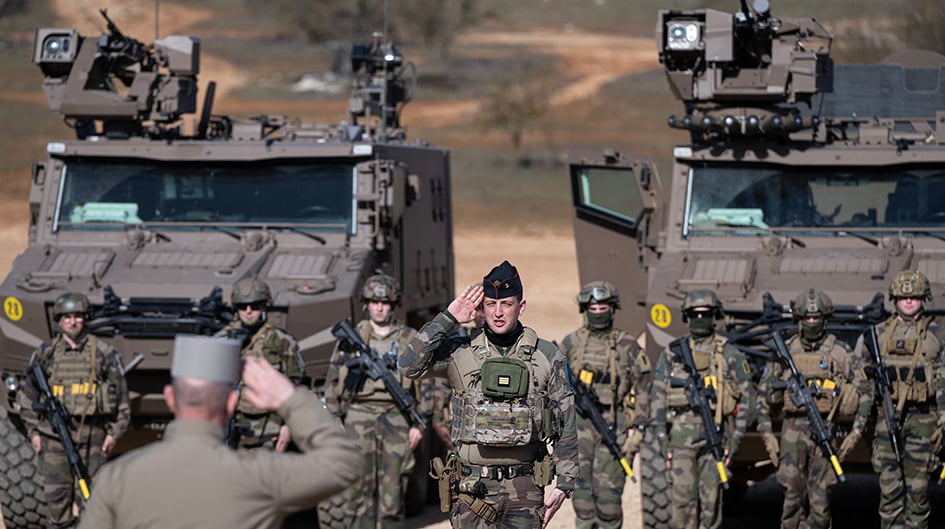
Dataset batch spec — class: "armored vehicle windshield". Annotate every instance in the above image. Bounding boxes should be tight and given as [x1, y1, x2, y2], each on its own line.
[55, 160, 355, 231]
[684, 165, 945, 235]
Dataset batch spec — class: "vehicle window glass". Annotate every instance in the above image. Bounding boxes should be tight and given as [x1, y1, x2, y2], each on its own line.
[685, 165, 945, 236]
[575, 166, 643, 227]
[55, 161, 356, 232]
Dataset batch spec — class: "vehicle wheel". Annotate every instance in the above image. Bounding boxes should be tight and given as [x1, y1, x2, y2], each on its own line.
[317, 493, 348, 529]
[640, 429, 671, 529]
[0, 407, 46, 529]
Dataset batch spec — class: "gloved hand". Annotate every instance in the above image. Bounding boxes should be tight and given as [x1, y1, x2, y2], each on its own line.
[838, 430, 861, 462]
[343, 362, 368, 393]
[762, 433, 780, 466]
[623, 427, 644, 459]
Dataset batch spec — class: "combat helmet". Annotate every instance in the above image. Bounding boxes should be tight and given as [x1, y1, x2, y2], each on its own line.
[681, 289, 724, 321]
[888, 270, 932, 301]
[792, 289, 834, 320]
[574, 281, 621, 312]
[231, 278, 272, 307]
[361, 274, 401, 305]
[52, 292, 90, 320]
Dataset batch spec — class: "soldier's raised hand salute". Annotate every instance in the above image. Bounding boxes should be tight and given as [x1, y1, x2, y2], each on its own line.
[447, 284, 484, 323]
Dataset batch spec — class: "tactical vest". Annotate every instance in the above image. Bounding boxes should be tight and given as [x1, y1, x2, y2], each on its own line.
[449, 327, 554, 447]
[880, 316, 939, 404]
[783, 335, 842, 415]
[666, 335, 738, 418]
[336, 320, 413, 404]
[45, 335, 118, 417]
[570, 328, 623, 406]
[236, 323, 296, 414]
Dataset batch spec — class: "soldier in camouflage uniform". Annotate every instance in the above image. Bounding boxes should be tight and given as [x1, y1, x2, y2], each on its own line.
[400, 260, 579, 529]
[215, 278, 304, 451]
[756, 289, 872, 529]
[20, 292, 130, 528]
[324, 273, 429, 529]
[650, 289, 754, 529]
[858, 271, 945, 529]
[559, 281, 651, 529]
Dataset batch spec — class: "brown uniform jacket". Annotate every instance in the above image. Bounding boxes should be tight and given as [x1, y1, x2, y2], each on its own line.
[77, 389, 361, 529]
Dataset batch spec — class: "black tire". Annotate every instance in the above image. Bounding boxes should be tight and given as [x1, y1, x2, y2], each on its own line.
[640, 429, 671, 529]
[317, 493, 348, 529]
[0, 408, 46, 529]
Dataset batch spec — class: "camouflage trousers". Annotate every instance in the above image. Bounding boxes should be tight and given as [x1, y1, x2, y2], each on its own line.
[669, 419, 726, 529]
[450, 474, 546, 529]
[573, 414, 627, 529]
[38, 423, 107, 528]
[776, 416, 839, 529]
[871, 409, 937, 529]
[344, 402, 416, 529]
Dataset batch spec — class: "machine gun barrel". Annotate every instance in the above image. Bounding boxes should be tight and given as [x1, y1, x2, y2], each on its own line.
[572, 375, 635, 481]
[764, 331, 845, 481]
[862, 326, 903, 466]
[331, 319, 426, 430]
[28, 362, 92, 499]
[668, 338, 729, 489]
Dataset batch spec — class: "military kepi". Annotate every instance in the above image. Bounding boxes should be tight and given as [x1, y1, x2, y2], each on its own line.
[171, 335, 242, 384]
[483, 260, 523, 299]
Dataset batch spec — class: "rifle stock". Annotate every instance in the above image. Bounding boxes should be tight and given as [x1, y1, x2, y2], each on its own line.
[668, 338, 730, 489]
[28, 362, 92, 499]
[764, 331, 845, 481]
[572, 375, 635, 481]
[332, 319, 427, 430]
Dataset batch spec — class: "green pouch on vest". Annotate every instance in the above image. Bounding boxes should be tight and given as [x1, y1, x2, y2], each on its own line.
[480, 357, 529, 399]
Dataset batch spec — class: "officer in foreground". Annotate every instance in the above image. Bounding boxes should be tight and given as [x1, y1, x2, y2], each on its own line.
[859, 271, 945, 529]
[559, 281, 651, 529]
[757, 289, 871, 529]
[400, 260, 578, 529]
[78, 335, 360, 529]
[20, 292, 130, 528]
[650, 289, 753, 529]
[215, 278, 304, 450]
[324, 273, 430, 529]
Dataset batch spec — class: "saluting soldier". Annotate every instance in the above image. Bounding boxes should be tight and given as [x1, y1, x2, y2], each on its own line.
[20, 292, 130, 529]
[859, 271, 945, 529]
[559, 281, 651, 529]
[78, 335, 361, 529]
[400, 260, 578, 529]
[757, 289, 871, 529]
[650, 289, 754, 529]
[215, 278, 304, 451]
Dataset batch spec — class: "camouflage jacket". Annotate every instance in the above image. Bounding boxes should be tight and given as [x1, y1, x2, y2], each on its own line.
[651, 333, 754, 454]
[21, 334, 131, 440]
[560, 325, 652, 426]
[215, 321, 303, 416]
[324, 320, 436, 420]
[400, 311, 579, 491]
[757, 332, 872, 435]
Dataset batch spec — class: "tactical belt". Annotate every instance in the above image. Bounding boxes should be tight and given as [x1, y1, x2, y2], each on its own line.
[902, 403, 933, 414]
[462, 462, 534, 480]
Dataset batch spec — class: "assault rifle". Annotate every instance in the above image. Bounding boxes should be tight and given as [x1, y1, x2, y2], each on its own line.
[862, 325, 903, 466]
[668, 337, 730, 489]
[28, 362, 92, 499]
[332, 319, 426, 430]
[571, 373, 636, 482]
[763, 330, 845, 481]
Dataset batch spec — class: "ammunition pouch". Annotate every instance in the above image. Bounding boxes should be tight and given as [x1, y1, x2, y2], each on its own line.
[480, 357, 529, 399]
[783, 378, 838, 415]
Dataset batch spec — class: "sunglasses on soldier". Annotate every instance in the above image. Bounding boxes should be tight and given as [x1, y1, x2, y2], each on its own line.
[235, 302, 265, 311]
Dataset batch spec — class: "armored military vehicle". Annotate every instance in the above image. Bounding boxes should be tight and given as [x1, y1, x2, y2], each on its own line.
[570, 0, 945, 526]
[0, 13, 453, 528]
